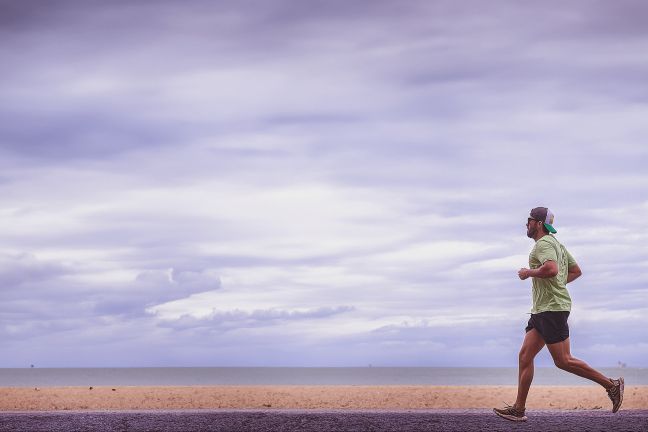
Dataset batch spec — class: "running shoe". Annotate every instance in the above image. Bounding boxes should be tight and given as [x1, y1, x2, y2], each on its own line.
[493, 404, 527, 422]
[607, 377, 624, 413]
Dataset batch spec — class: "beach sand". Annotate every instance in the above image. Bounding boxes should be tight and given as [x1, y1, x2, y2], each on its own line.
[1, 386, 647, 411]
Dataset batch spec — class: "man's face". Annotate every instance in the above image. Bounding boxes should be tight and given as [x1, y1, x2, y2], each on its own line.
[526, 218, 542, 238]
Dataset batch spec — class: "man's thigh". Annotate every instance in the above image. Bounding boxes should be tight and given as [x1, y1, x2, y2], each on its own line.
[545, 337, 571, 363]
[520, 328, 545, 360]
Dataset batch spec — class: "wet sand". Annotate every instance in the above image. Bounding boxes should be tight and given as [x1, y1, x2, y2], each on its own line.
[1, 385, 646, 411]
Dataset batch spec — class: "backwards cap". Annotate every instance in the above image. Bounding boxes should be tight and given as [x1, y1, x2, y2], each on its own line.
[530, 207, 557, 233]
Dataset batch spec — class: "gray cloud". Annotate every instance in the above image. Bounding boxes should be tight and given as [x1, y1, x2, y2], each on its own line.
[0, 253, 70, 289]
[157, 305, 355, 331]
[93, 268, 222, 317]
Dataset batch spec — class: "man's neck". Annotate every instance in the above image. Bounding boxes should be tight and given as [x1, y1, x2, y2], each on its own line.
[533, 232, 549, 242]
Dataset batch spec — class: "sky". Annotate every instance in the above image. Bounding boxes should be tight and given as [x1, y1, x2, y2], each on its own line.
[1, 0, 647, 368]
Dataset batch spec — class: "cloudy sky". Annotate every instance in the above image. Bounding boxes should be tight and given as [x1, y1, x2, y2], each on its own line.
[1, 0, 646, 368]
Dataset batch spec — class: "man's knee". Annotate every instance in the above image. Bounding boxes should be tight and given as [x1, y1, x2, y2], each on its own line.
[518, 348, 535, 365]
[553, 356, 571, 370]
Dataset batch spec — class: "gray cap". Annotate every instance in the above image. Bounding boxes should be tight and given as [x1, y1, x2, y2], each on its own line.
[530, 207, 557, 233]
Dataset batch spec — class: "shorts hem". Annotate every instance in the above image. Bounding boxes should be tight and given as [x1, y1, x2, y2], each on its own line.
[544, 335, 569, 344]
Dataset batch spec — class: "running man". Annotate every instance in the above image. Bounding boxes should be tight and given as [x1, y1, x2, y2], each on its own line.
[494, 207, 624, 422]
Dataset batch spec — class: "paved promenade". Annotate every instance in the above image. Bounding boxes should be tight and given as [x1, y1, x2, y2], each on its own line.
[1, 409, 646, 431]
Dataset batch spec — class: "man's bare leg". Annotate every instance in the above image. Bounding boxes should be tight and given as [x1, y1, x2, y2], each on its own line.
[546, 338, 613, 389]
[514, 329, 546, 410]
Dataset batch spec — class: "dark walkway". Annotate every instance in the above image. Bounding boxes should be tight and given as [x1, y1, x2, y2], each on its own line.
[1, 409, 646, 431]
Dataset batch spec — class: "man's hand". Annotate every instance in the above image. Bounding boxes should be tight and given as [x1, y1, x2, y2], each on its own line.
[518, 268, 531, 280]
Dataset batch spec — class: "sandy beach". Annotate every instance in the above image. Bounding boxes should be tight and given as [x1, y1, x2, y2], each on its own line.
[1, 385, 646, 411]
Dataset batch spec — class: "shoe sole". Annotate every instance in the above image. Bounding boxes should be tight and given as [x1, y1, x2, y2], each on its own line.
[613, 377, 624, 413]
[493, 408, 527, 422]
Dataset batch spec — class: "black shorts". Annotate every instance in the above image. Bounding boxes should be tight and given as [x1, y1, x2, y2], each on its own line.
[525, 311, 570, 344]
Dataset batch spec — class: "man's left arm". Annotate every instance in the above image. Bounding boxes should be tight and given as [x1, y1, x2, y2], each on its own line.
[566, 264, 582, 283]
[564, 248, 581, 283]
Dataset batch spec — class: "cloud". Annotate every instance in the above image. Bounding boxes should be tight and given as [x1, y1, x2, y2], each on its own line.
[0, 252, 70, 290]
[156, 305, 355, 331]
[93, 268, 222, 317]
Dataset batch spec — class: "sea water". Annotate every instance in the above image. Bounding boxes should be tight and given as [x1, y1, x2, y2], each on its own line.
[0, 367, 644, 387]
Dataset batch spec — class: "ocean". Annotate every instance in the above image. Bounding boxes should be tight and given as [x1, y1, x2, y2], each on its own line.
[0, 367, 644, 387]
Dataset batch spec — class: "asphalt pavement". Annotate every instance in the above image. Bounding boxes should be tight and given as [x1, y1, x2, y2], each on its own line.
[1, 409, 646, 432]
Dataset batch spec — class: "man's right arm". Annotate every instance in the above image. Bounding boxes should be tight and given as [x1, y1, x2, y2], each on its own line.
[567, 264, 582, 283]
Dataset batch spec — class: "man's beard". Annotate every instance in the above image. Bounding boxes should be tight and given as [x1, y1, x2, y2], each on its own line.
[527, 226, 537, 238]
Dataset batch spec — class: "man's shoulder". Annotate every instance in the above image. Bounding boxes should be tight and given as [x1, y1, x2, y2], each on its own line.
[532, 235, 561, 257]
[538, 235, 561, 246]
[536, 235, 573, 259]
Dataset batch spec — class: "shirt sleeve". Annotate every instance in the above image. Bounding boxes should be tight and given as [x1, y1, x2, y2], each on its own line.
[535, 239, 558, 265]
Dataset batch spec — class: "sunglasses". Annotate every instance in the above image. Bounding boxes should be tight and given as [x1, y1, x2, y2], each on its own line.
[527, 218, 542, 225]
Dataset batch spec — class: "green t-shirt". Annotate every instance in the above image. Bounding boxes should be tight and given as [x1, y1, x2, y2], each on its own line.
[529, 234, 577, 313]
